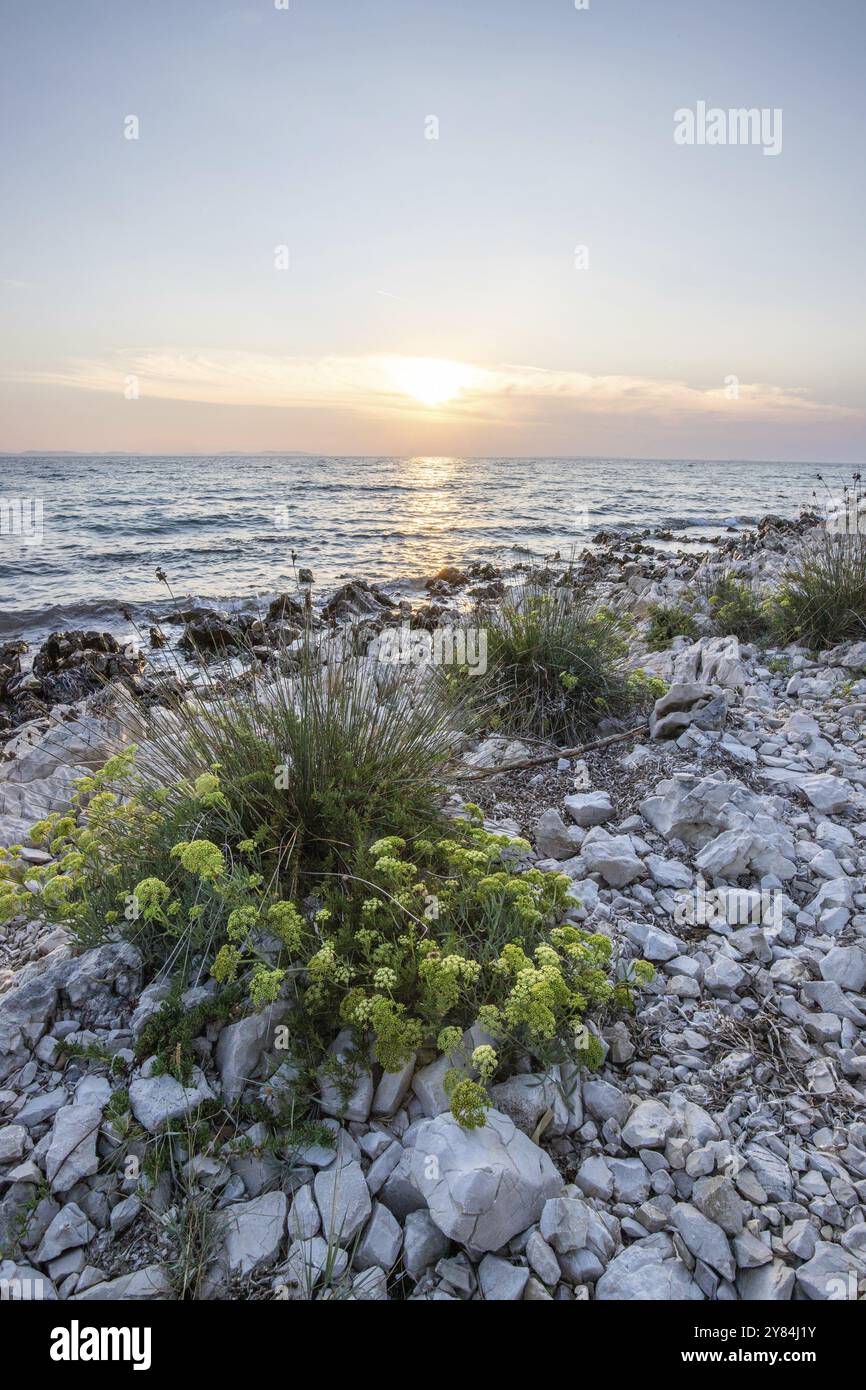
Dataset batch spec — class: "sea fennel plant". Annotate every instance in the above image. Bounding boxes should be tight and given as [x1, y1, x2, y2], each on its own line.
[2, 753, 653, 1130]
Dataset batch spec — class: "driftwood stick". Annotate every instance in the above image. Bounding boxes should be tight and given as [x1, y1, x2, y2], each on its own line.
[452, 722, 649, 782]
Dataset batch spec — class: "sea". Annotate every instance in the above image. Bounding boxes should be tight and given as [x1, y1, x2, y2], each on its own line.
[0, 454, 849, 647]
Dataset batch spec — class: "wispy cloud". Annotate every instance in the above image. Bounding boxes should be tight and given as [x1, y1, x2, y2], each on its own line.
[10, 350, 860, 425]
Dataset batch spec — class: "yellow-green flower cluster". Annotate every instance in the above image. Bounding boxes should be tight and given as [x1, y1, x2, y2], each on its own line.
[437, 1026, 463, 1056]
[443, 1071, 489, 1129]
[266, 901, 305, 954]
[249, 964, 285, 1008]
[171, 838, 225, 882]
[418, 949, 481, 1017]
[471, 1044, 498, 1082]
[339, 991, 422, 1072]
[192, 771, 227, 810]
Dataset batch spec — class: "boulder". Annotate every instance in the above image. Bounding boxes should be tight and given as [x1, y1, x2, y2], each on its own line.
[277, 1238, 348, 1296]
[477, 1254, 530, 1301]
[737, 1259, 794, 1301]
[408, 1108, 563, 1255]
[71, 1264, 172, 1301]
[129, 1068, 216, 1133]
[487, 1072, 567, 1136]
[596, 1233, 704, 1300]
[650, 683, 728, 740]
[671, 1202, 735, 1281]
[354, 1202, 402, 1272]
[212, 1191, 289, 1276]
[819, 946, 866, 993]
[622, 1099, 676, 1150]
[313, 1160, 372, 1245]
[34, 1203, 97, 1264]
[534, 808, 583, 859]
[0, 1260, 58, 1300]
[799, 774, 851, 816]
[795, 1242, 859, 1300]
[215, 1004, 288, 1105]
[402, 1209, 451, 1280]
[580, 829, 644, 887]
[317, 1028, 374, 1123]
[563, 792, 614, 828]
[0, 976, 57, 1081]
[45, 1103, 104, 1193]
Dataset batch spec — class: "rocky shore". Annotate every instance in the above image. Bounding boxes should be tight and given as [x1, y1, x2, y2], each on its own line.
[1, 515, 865, 1302]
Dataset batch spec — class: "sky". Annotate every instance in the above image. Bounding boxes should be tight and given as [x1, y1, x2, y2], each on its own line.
[0, 0, 864, 460]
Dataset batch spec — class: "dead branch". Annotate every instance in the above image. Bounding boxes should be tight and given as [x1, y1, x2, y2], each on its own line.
[451, 721, 649, 782]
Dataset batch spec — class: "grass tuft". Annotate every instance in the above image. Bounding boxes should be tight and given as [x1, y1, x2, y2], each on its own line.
[645, 601, 699, 650]
[773, 531, 866, 648]
[472, 581, 643, 742]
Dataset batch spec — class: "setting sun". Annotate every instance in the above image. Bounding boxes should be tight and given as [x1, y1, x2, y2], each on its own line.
[385, 356, 475, 407]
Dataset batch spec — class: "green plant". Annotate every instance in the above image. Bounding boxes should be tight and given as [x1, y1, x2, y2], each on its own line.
[207, 806, 654, 1125]
[104, 1086, 131, 1128]
[772, 531, 866, 648]
[124, 634, 467, 889]
[3, 657, 654, 1132]
[0, 750, 159, 946]
[708, 575, 770, 642]
[765, 654, 792, 676]
[472, 582, 645, 741]
[0, 750, 237, 964]
[57, 1039, 128, 1079]
[134, 982, 245, 1083]
[645, 602, 699, 650]
[160, 1191, 220, 1300]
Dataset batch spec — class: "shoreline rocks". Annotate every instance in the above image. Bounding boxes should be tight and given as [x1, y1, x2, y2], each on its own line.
[1, 513, 865, 1301]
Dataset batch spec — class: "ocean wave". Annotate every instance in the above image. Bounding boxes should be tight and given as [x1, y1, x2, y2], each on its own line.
[651, 515, 755, 531]
[0, 455, 818, 646]
[0, 598, 152, 642]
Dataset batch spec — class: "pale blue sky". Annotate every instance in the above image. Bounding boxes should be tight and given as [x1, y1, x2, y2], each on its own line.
[1, 0, 864, 458]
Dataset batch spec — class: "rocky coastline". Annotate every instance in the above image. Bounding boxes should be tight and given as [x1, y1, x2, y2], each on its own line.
[1, 512, 865, 1303]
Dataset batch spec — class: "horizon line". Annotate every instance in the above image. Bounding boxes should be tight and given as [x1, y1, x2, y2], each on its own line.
[1, 451, 862, 468]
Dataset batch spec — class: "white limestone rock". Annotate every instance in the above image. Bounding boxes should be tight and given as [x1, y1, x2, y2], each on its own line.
[580, 829, 644, 887]
[128, 1067, 216, 1133]
[215, 1004, 289, 1104]
[313, 1159, 372, 1245]
[563, 792, 614, 828]
[596, 1233, 704, 1300]
[622, 1099, 676, 1150]
[212, 1191, 288, 1276]
[408, 1108, 563, 1255]
[45, 1102, 104, 1193]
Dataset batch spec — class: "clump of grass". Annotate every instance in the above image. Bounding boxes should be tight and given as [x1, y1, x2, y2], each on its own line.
[772, 531, 866, 649]
[162, 1192, 220, 1301]
[473, 582, 643, 742]
[645, 601, 699, 650]
[132, 634, 466, 885]
[3, 632, 469, 969]
[708, 575, 770, 642]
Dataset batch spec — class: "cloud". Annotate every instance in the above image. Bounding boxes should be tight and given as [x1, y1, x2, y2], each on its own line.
[9, 350, 861, 425]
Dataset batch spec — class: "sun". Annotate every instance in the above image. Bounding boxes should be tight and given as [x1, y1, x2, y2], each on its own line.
[386, 356, 474, 407]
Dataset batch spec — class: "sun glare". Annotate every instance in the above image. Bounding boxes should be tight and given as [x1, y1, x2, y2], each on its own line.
[386, 356, 473, 407]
